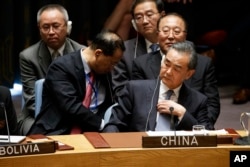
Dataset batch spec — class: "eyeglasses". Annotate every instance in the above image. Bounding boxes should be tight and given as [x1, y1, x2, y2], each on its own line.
[40, 23, 66, 33]
[134, 12, 159, 23]
[159, 27, 186, 36]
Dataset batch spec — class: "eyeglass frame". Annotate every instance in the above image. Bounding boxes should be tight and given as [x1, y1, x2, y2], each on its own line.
[39, 22, 66, 33]
[134, 11, 159, 24]
[158, 26, 187, 36]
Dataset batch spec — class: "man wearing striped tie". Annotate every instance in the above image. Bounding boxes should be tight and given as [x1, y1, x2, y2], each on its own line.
[103, 41, 214, 132]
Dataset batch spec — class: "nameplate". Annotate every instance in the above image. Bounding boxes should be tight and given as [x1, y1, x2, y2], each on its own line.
[142, 135, 217, 148]
[0, 141, 56, 157]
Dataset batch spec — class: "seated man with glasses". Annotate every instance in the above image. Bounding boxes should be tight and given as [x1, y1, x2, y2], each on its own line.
[132, 13, 220, 129]
[133, 10, 159, 24]
[112, 0, 166, 98]
[18, 4, 85, 135]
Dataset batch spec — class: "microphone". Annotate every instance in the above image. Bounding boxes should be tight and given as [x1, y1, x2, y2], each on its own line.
[0, 102, 10, 143]
[169, 106, 176, 136]
[145, 76, 160, 131]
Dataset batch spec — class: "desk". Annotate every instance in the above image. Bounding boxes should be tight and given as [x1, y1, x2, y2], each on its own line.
[1, 131, 250, 167]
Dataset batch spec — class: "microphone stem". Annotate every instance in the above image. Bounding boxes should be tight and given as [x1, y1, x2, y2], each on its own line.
[169, 106, 175, 136]
[0, 102, 10, 143]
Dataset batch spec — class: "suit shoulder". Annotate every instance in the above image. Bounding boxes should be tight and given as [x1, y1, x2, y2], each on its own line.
[124, 38, 136, 45]
[197, 53, 212, 63]
[134, 51, 160, 62]
[66, 38, 86, 49]
[185, 84, 207, 99]
[19, 41, 41, 55]
[128, 79, 157, 88]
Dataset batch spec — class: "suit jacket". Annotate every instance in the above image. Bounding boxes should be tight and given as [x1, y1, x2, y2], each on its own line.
[132, 50, 220, 126]
[19, 38, 84, 121]
[112, 36, 147, 96]
[27, 50, 114, 135]
[103, 79, 213, 132]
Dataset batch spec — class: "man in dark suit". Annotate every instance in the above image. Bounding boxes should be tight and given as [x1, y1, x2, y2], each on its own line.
[112, 0, 165, 95]
[0, 86, 18, 135]
[103, 41, 213, 132]
[18, 4, 85, 135]
[132, 13, 220, 126]
[27, 30, 125, 135]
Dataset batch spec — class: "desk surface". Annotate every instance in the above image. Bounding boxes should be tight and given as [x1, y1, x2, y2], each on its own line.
[1, 131, 250, 167]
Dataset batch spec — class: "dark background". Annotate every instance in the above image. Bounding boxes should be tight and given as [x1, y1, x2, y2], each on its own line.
[0, 0, 249, 87]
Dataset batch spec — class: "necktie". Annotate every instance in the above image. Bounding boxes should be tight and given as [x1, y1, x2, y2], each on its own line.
[52, 50, 60, 60]
[150, 43, 159, 52]
[155, 90, 174, 131]
[82, 72, 94, 107]
[70, 72, 94, 134]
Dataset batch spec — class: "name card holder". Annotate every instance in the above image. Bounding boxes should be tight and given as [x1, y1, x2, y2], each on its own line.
[142, 135, 217, 148]
[0, 141, 56, 157]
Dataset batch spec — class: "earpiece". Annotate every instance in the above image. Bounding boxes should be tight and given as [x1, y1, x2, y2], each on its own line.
[131, 19, 138, 32]
[67, 20, 72, 35]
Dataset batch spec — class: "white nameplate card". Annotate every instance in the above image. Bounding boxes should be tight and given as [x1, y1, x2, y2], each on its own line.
[142, 131, 217, 148]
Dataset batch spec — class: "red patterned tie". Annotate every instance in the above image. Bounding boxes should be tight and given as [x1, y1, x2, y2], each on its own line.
[82, 72, 94, 107]
[70, 72, 94, 134]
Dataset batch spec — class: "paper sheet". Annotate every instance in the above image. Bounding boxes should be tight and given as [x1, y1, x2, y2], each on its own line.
[146, 129, 229, 136]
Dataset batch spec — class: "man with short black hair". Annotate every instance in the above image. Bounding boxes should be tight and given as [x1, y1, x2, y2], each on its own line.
[28, 30, 125, 135]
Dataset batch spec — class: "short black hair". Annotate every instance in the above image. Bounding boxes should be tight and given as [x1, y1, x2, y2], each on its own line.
[130, 0, 165, 18]
[90, 30, 125, 56]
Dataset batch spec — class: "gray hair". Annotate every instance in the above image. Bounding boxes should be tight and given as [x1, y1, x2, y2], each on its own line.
[166, 41, 197, 70]
[37, 4, 69, 24]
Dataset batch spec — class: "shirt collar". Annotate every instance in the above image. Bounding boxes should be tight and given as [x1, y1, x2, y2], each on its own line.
[80, 48, 91, 74]
[159, 80, 181, 100]
[48, 43, 65, 57]
[145, 39, 159, 53]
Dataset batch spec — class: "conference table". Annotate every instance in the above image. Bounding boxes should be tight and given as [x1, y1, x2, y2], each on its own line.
[0, 131, 250, 167]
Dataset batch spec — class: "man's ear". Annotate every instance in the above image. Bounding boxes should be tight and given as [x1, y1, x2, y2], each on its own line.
[186, 69, 195, 80]
[94, 49, 103, 58]
[160, 11, 166, 17]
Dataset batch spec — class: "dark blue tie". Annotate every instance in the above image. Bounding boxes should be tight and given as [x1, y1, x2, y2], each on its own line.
[166, 90, 173, 100]
[150, 43, 159, 52]
[155, 90, 174, 131]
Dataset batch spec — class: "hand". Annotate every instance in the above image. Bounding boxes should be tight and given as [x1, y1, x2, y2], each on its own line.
[157, 100, 186, 118]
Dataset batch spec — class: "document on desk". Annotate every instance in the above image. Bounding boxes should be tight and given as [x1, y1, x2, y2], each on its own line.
[84, 132, 147, 148]
[0, 135, 26, 144]
[147, 131, 193, 136]
[146, 129, 229, 136]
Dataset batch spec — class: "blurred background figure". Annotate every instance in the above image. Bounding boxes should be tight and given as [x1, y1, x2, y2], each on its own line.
[0, 86, 18, 135]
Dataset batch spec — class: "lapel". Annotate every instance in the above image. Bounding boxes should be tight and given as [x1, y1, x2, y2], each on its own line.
[38, 41, 52, 74]
[73, 49, 86, 98]
[135, 36, 147, 58]
[145, 79, 160, 131]
[62, 38, 75, 55]
[149, 51, 162, 78]
[177, 83, 191, 108]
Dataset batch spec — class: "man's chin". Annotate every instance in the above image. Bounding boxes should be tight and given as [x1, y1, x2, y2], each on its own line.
[47, 43, 60, 49]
